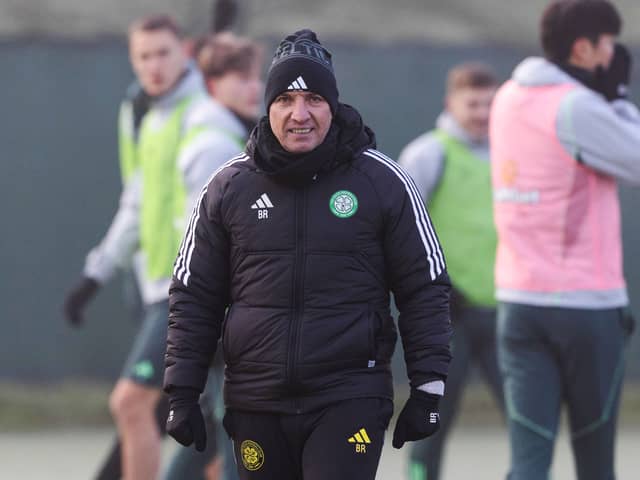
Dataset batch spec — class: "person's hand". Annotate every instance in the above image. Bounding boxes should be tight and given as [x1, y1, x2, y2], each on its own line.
[595, 43, 632, 101]
[63, 277, 99, 327]
[166, 387, 207, 452]
[392, 389, 441, 449]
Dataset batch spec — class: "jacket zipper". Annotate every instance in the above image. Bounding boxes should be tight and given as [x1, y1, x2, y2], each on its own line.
[287, 188, 306, 411]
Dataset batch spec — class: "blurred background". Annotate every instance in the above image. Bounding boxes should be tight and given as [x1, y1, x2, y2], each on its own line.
[1, 0, 639, 478]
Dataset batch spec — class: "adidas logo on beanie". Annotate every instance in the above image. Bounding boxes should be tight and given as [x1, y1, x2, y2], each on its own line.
[264, 29, 339, 114]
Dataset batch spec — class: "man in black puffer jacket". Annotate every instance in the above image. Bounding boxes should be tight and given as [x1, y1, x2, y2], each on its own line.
[164, 28, 452, 479]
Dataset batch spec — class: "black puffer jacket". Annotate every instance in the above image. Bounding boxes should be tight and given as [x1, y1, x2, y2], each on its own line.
[165, 104, 452, 413]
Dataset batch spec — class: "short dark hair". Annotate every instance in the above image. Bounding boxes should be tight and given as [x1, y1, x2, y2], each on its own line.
[196, 32, 263, 78]
[540, 0, 621, 63]
[128, 14, 183, 40]
[446, 62, 498, 94]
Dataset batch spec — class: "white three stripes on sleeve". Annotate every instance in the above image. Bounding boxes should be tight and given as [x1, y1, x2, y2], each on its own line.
[364, 149, 445, 280]
[174, 154, 248, 286]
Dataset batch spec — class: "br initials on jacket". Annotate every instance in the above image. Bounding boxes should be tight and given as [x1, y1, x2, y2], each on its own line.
[251, 193, 275, 220]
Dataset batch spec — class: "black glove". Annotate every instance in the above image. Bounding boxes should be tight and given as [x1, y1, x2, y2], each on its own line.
[166, 387, 207, 452]
[63, 277, 99, 327]
[595, 43, 632, 101]
[392, 388, 441, 449]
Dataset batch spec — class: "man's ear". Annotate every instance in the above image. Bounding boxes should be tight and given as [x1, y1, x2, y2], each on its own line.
[570, 37, 593, 64]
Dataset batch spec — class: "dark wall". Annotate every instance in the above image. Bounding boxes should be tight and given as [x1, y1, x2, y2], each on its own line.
[1, 39, 639, 381]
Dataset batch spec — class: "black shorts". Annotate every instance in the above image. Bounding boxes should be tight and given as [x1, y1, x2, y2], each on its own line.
[120, 300, 169, 387]
[223, 398, 393, 480]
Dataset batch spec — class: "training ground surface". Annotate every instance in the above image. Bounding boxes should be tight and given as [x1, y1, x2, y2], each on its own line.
[2, 425, 639, 479]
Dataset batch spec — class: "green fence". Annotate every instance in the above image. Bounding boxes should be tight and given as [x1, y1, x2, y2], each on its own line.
[1, 38, 639, 381]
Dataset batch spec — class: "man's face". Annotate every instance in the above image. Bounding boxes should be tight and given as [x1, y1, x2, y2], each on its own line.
[208, 65, 263, 120]
[129, 29, 187, 97]
[572, 33, 616, 71]
[268, 91, 332, 153]
[446, 86, 496, 142]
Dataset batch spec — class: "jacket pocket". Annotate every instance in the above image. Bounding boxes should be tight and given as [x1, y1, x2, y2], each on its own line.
[372, 310, 398, 364]
[221, 305, 233, 364]
[368, 306, 376, 361]
[298, 307, 373, 369]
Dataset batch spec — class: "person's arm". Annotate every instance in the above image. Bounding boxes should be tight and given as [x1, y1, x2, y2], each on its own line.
[165, 178, 230, 394]
[163, 169, 234, 452]
[382, 170, 452, 387]
[165, 100, 243, 389]
[371, 153, 452, 448]
[397, 132, 449, 382]
[397, 133, 445, 203]
[83, 172, 142, 284]
[63, 92, 143, 327]
[557, 88, 640, 185]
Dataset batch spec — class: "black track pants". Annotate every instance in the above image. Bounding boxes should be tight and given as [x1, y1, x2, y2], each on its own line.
[223, 398, 394, 480]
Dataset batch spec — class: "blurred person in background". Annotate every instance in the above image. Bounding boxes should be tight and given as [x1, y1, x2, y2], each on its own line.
[399, 62, 504, 480]
[490, 1, 639, 478]
[62, 14, 246, 479]
[163, 32, 263, 480]
[80, 3, 254, 479]
[90, 58, 171, 480]
[162, 28, 452, 480]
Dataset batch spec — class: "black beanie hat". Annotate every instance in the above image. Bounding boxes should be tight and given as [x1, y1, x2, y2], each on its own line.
[264, 29, 339, 114]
